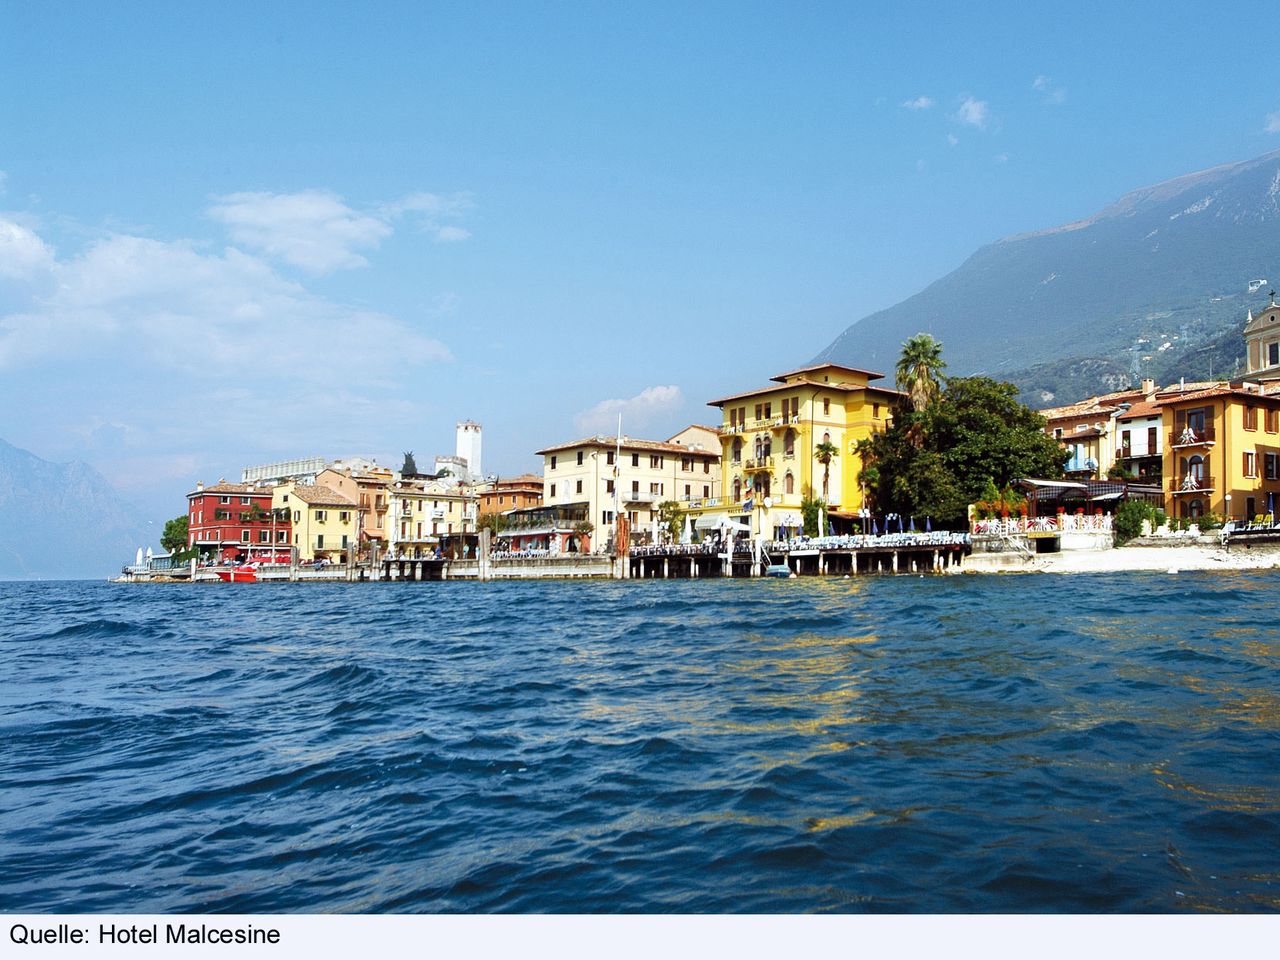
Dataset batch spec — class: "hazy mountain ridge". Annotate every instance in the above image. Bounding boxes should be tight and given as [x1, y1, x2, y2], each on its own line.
[817, 149, 1280, 403]
[0, 438, 151, 579]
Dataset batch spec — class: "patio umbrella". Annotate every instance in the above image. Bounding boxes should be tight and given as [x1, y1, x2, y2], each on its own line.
[872, 518, 879, 536]
[1269, 491, 1275, 524]
[682, 514, 693, 544]
[925, 516, 932, 532]
[828, 520, 836, 536]
[909, 516, 916, 533]
[135, 547, 144, 566]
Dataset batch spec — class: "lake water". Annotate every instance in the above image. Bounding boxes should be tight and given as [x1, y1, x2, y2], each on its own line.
[2, 575, 1279, 913]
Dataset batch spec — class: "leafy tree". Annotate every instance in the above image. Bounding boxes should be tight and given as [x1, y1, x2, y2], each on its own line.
[478, 512, 506, 535]
[1114, 499, 1163, 544]
[813, 439, 838, 500]
[896, 333, 946, 413]
[657, 500, 684, 543]
[865, 374, 1067, 524]
[160, 515, 188, 554]
[800, 490, 825, 536]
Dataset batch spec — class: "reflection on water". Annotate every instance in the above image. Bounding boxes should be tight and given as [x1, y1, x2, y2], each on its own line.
[2, 572, 1279, 913]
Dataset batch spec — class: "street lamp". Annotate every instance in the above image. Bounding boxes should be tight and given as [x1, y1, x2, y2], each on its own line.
[1224, 493, 1232, 522]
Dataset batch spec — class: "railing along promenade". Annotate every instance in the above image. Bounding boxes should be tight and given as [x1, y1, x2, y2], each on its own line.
[970, 515, 1112, 536]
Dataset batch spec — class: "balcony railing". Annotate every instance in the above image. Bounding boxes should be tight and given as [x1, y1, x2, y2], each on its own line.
[624, 490, 658, 504]
[1170, 474, 1215, 494]
[1170, 426, 1215, 448]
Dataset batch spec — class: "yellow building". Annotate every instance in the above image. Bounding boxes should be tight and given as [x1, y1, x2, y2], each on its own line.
[1159, 381, 1280, 521]
[386, 477, 478, 558]
[705, 362, 899, 538]
[317, 465, 394, 555]
[272, 481, 359, 562]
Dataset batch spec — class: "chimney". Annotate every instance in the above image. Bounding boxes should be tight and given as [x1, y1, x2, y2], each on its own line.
[196, 481, 204, 492]
[1141, 378, 1155, 397]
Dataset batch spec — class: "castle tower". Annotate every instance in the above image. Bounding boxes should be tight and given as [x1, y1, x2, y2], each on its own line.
[456, 421, 482, 480]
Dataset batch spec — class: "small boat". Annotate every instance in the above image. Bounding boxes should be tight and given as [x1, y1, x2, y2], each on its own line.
[216, 564, 259, 583]
[764, 563, 792, 578]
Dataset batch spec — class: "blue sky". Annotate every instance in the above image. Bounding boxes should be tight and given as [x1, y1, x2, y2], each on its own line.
[3, 1, 1280, 519]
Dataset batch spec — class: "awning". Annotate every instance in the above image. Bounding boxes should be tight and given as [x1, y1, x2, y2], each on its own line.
[694, 513, 729, 530]
[1091, 492, 1124, 501]
[1016, 478, 1089, 490]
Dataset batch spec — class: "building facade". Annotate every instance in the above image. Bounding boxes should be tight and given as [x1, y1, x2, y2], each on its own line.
[386, 477, 479, 558]
[272, 482, 358, 563]
[705, 363, 900, 538]
[187, 481, 290, 562]
[535, 429, 721, 547]
[316, 465, 394, 555]
[476, 474, 544, 516]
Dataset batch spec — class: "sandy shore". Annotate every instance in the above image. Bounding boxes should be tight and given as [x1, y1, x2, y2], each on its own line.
[1022, 544, 1280, 574]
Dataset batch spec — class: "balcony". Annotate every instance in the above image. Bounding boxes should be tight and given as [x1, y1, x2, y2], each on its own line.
[624, 490, 658, 504]
[1170, 474, 1215, 494]
[719, 423, 747, 436]
[1170, 426, 1215, 449]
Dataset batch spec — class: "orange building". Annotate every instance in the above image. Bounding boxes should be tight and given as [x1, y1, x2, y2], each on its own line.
[477, 474, 544, 516]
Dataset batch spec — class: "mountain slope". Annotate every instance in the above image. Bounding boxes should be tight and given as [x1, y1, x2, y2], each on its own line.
[0, 438, 151, 579]
[817, 149, 1280, 402]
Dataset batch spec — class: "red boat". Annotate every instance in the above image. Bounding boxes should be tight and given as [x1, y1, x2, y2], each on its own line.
[216, 564, 259, 583]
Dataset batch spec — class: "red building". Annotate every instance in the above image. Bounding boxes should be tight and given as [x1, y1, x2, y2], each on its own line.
[187, 481, 291, 563]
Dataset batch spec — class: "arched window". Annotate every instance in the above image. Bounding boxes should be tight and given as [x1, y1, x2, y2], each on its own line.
[823, 431, 831, 444]
[1188, 498, 1204, 519]
[754, 436, 763, 459]
[762, 436, 772, 457]
[785, 472, 794, 495]
[733, 478, 741, 502]
[732, 437, 742, 463]
[784, 428, 796, 456]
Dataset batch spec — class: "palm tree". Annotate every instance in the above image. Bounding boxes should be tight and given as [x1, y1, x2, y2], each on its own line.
[814, 439, 838, 500]
[896, 333, 946, 413]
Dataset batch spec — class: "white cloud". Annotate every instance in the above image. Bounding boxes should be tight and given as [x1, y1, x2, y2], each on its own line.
[1265, 112, 1280, 134]
[954, 96, 990, 129]
[574, 385, 683, 435]
[434, 225, 471, 243]
[902, 96, 934, 110]
[1033, 75, 1067, 105]
[995, 153, 1009, 163]
[207, 190, 391, 274]
[383, 191, 474, 243]
[0, 218, 55, 280]
[0, 216, 451, 377]
[947, 133, 959, 146]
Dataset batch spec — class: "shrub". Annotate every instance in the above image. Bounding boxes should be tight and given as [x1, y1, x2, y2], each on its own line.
[1114, 499, 1160, 544]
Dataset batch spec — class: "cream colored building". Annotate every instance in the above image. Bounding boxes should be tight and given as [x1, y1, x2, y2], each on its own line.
[1245, 295, 1280, 379]
[316, 465, 394, 555]
[272, 481, 359, 562]
[386, 477, 479, 558]
[535, 428, 722, 547]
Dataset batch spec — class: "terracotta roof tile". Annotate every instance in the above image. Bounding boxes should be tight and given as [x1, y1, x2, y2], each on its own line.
[289, 484, 357, 507]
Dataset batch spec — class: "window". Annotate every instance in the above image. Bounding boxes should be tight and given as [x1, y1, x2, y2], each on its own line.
[316, 534, 324, 548]
[823, 398, 830, 415]
[339, 511, 350, 522]
[684, 484, 691, 497]
[733, 478, 741, 501]
[550, 455, 557, 469]
[215, 509, 230, 521]
[731, 438, 742, 463]
[1268, 453, 1280, 480]
[577, 451, 584, 465]
[764, 402, 772, 420]
[1270, 342, 1280, 366]
[650, 454, 663, 468]
[220, 496, 230, 504]
[282, 494, 289, 503]
[576, 480, 583, 494]
[681, 456, 692, 471]
[631, 453, 639, 468]
[550, 483, 557, 498]
[873, 403, 880, 418]
[241, 496, 251, 505]
[293, 510, 301, 523]
[277, 531, 287, 543]
[737, 407, 745, 426]
[784, 428, 796, 457]
[241, 530, 250, 542]
[631, 480, 640, 494]
[1053, 428, 1063, 439]
[755, 403, 763, 421]
[650, 482, 662, 495]
[1148, 426, 1158, 452]
[607, 451, 615, 465]
[703, 484, 710, 497]
[258, 530, 269, 543]
[1245, 407, 1259, 431]
[729, 408, 738, 428]
[315, 510, 327, 522]
[1244, 451, 1258, 478]
[606, 480, 615, 494]
[781, 398, 790, 418]
[341, 535, 349, 548]
[1269, 410, 1279, 433]
[1247, 496, 1257, 520]
[1120, 429, 1131, 451]
[602, 510, 614, 524]
[785, 472, 794, 495]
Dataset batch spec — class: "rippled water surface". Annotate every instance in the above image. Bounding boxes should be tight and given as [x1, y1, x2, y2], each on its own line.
[3, 575, 1280, 913]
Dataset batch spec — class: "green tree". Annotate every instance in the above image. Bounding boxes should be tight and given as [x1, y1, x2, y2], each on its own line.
[478, 512, 506, 535]
[401, 451, 418, 476]
[657, 500, 684, 543]
[800, 490, 825, 536]
[1114, 499, 1163, 544]
[814, 439, 839, 500]
[160, 515, 188, 554]
[896, 333, 946, 413]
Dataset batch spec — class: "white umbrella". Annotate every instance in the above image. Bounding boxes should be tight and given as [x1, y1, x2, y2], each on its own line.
[682, 514, 693, 544]
[145, 546, 153, 560]
[135, 547, 144, 566]
[652, 514, 661, 544]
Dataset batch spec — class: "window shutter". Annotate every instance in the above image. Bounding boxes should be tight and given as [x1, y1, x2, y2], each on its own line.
[1244, 451, 1250, 475]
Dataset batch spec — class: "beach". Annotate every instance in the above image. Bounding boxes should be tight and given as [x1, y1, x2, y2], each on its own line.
[1025, 543, 1280, 574]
